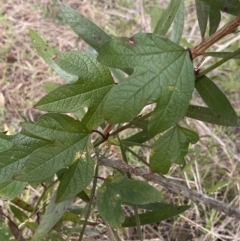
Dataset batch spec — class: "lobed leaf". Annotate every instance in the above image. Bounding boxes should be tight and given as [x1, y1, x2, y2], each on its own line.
[16, 113, 90, 182]
[29, 29, 77, 82]
[195, 76, 239, 125]
[199, 0, 240, 16]
[150, 126, 199, 174]
[56, 157, 95, 202]
[35, 51, 115, 130]
[0, 131, 51, 183]
[98, 33, 195, 135]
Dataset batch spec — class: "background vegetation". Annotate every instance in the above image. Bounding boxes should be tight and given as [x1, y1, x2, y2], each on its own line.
[1, 0, 240, 240]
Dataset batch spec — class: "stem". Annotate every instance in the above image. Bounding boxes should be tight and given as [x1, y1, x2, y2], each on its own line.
[16, 180, 58, 239]
[123, 145, 150, 167]
[99, 158, 240, 220]
[78, 151, 99, 241]
[192, 16, 240, 60]
[197, 47, 240, 78]
[103, 123, 115, 138]
[133, 205, 143, 241]
[93, 112, 152, 148]
[111, 228, 122, 241]
[29, 180, 58, 219]
[118, 140, 143, 240]
[110, 112, 152, 136]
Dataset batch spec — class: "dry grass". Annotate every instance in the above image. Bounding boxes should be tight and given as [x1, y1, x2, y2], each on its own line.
[1, 0, 240, 240]
[0, 0, 152, 130]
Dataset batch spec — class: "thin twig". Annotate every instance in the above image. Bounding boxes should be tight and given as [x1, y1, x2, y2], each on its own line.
[99, 158, 240, 220]
[78, 153, 99, 241]
[93, 112, 152, 148]
[192, 16, 240, 60]
[197, 47, 240, 78]
[103, 124, 115, 138]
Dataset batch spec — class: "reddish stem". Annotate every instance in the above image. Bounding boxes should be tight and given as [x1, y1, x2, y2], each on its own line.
[192, 16, 240, 60]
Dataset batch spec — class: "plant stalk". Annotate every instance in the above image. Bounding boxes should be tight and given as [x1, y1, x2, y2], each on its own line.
[78, 151, 99, 241]
[197, 47, 240, 78]
[93, 112, 152, 148]
[192, 16, 240, 60]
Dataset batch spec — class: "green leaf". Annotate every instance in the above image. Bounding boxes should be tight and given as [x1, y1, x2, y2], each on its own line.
[67, 205, 85, 215]
[150, 126, 199, 174]
[49, 231, 65, 241]
[206, 180, 228, 193]
[0, 134, 13, 151]
[16, 113, 90, 182]
[117, 136, 128, 163]
[0, 131, 51, 183]
[97, 177, 124, 228]
[59, 3, 111, 52]
[199, 0, 240, 16]
[170, 0, 185, 44]
[154, 0, 183, 36]
[116, 176, 162, 205]
[10, 205, 38, 231]
[137, 202, 173, 210]
[11, 197, 34, 212]
[195, 76, 239, 124]
[122, 204, 189, 227]
[186, 105, 240, 126]
[77, 190, 90, 202]
[98, 33, 195, 135]
[110, 67, 126, 82]
[61, 211, 82, 223]
[56, 157, 95, 202]
[59, 3, 135, 76]
[10, 205, 28, 223]
[42, 82, 61, 93]
[209, 7, 221, 36]
[35, 51, 115, 130]
[206, 52, 240, 59]
[97, 174, 162, 228]
[123, 131, 151, 145]
[29, 29, 77, 82]
[195, 0, 210, 39]
[0, 181, 26, 200]
[122, 119, 156, 145]
[32, 193, 73, 241]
